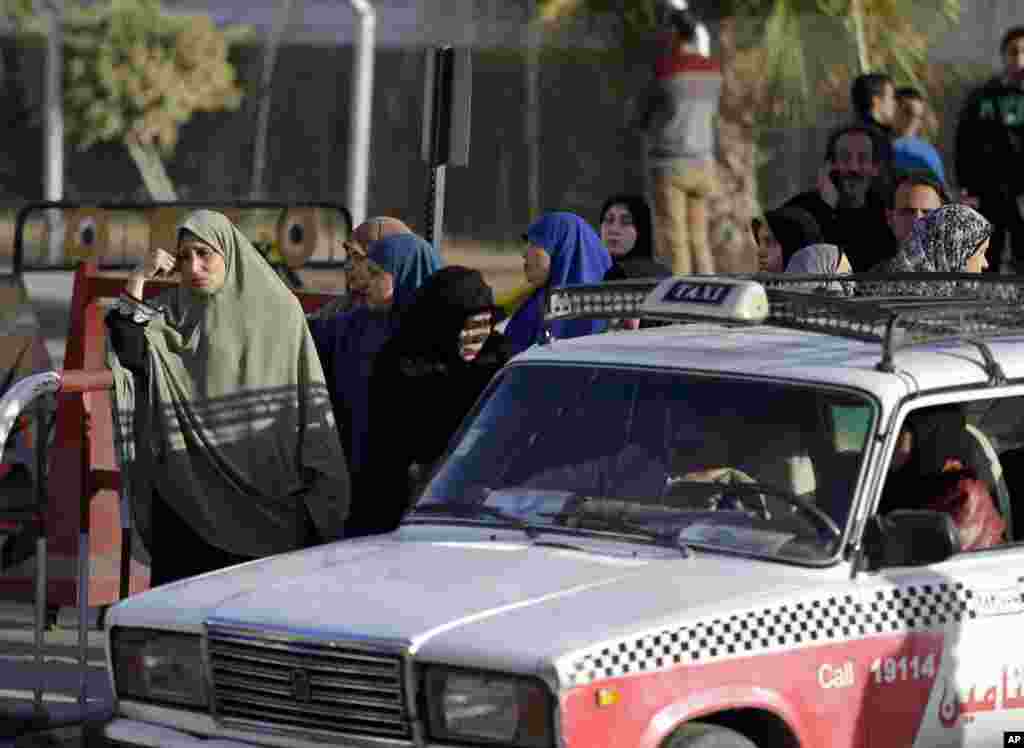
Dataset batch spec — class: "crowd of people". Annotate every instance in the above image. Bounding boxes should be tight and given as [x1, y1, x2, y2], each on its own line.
[645, 9, 1023, 284]
[99, 12, 1024, 584]
[104, 200, 660, 583]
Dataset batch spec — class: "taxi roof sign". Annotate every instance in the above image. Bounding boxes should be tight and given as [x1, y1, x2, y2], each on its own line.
[641, 277, 769, 323]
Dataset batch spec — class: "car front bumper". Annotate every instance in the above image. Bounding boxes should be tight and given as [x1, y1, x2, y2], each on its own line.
[102, 716, 406, 748]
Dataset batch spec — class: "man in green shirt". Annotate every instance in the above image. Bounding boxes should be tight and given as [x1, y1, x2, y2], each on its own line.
[955, 26, 1024, 273]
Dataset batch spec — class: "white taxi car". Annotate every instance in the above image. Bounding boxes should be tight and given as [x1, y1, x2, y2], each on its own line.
[101, 275, 1024, 748]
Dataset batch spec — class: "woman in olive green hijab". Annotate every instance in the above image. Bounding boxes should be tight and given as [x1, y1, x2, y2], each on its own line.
[107, 210, 350, 586]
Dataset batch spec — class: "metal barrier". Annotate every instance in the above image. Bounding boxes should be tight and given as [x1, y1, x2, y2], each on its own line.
[0, 369, 109, 720]
[0, 259, 340, 613]
[0, 202, 351, 734]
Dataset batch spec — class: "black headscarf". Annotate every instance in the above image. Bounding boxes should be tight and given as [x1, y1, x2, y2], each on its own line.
[357, 267, 514, 537]
[903, 406, 971, 476]
[879, 405, 971, 515]
[599, 194, 669, 280]
[390, 266, 507, 368]
[760, 205, 825, 268]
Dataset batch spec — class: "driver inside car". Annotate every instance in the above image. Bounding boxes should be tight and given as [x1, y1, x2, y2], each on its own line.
[666, 429, 758, 510]
[878, 405, 1005, 551]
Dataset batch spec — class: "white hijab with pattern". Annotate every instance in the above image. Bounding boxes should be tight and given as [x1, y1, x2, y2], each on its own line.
[889, 203, 992, 273]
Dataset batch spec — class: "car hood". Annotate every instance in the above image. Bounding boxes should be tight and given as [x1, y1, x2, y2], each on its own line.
[108, 530, 840, 682]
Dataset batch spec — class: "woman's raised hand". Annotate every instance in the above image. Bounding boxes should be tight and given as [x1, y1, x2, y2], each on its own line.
[136, 247, 178, 280]
[126, 246, 177, 299]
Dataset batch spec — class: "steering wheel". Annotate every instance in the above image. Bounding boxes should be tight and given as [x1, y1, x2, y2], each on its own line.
[729, 482, 842, 541]
[664, 474, 842, 542]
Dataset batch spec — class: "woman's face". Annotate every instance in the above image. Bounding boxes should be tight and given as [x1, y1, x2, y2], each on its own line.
[366, 268, 395, 309]
[601, 204, 638, 257]
[523, 244, 551, 286]
[344, 253, 373, 306]
[755, 223, 783, 272]
[177, 238, 227, 294]
[890, 428, 914, 472]
[965, 239, 990, 273]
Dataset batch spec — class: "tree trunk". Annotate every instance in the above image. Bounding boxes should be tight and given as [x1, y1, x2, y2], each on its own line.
[850, 0, 870, 73]
[250, 0, 296, 200]
[708, 17, 759, 273]
[126, 141, 178, 201]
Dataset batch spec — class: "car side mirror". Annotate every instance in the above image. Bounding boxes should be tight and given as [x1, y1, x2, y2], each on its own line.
[864, 510, 961, 568]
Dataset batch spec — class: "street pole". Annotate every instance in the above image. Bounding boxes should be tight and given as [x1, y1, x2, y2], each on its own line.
[346, 0, 375, 229]
[43, 0, 64, 263]
[525, 10, 541, 221]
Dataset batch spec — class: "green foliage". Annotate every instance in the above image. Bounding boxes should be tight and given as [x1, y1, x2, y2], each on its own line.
[7, 0, 246, 155]
[724, 0, 961, 126]
[538, 0, 962, 128]
[0, 0, 35, 23]
[538, 0, 659, 51]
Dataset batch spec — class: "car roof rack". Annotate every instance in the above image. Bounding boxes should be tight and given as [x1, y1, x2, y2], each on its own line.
[542, 274, 1024, 382]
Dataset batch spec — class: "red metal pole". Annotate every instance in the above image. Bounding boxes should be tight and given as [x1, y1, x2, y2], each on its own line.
[59, 369, 113, 394]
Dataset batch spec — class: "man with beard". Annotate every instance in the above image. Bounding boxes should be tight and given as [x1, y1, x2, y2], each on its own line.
[955, 26, 1024, 273]
[783, 125, 893, 271]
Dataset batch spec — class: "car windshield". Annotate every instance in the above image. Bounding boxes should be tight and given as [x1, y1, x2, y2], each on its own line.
[413, 364, 875, 563]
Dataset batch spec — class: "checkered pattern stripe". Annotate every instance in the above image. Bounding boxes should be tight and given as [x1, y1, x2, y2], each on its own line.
[559, 582, 975, 687]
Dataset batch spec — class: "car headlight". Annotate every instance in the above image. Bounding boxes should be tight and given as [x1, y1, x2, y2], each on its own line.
[111, 627, 208, 708]
[425, 667, 553, 747]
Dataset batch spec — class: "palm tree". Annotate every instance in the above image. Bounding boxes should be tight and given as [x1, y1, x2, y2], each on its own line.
[536, 0, 961, 271]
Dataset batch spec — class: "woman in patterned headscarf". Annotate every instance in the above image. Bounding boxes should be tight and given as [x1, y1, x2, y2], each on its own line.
[872, 203, 992, 297]
[887, 203, 992, 274]
[106, 210, 350, 586]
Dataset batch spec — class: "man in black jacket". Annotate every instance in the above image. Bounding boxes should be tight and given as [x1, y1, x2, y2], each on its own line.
[955, 26, 1024, 273]
[851, 72, 896, 180]
[784, 124, 893, 272]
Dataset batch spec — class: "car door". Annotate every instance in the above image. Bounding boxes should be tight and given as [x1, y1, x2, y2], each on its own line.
[860, 392, 1024, 748]
[905, 548, 1024, 746]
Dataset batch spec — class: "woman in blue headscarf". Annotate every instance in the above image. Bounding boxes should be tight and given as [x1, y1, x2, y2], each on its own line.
[310, 232, 443, 489]
[505, 212, 612, 354]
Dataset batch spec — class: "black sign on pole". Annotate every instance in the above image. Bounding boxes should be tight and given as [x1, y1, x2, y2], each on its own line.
[421, 46, 472, 249]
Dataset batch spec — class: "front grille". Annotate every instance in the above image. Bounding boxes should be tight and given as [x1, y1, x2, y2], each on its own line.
[207, 627, 411, 741]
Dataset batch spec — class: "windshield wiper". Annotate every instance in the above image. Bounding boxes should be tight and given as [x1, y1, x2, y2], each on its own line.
[410, 501, 541, 539]
[541, 505, 691, 558]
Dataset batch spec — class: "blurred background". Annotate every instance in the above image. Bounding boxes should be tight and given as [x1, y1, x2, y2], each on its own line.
[0, 0, 1022, 265]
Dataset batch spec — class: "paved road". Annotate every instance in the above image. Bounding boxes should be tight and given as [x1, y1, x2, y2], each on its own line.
[0, 602, 112, 747]
[19, 271, 75, 372]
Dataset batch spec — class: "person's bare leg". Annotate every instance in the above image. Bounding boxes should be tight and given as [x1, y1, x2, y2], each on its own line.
[653, 174, 691, 274]
[689, 188, 713, 274]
